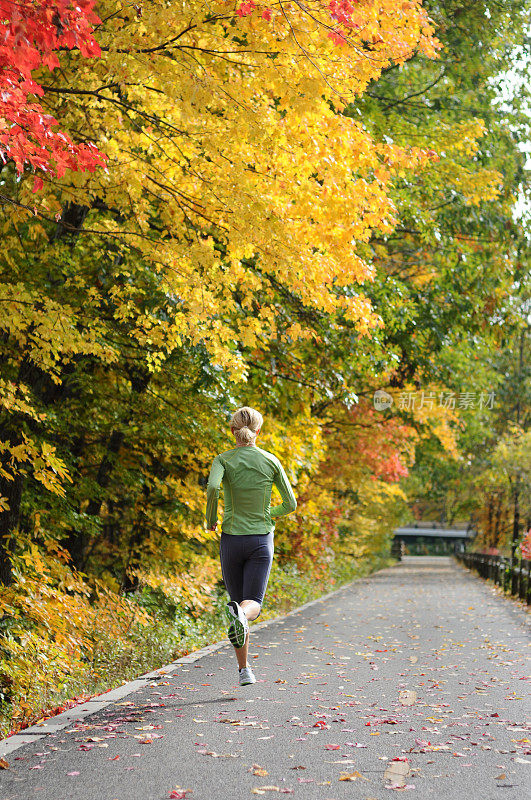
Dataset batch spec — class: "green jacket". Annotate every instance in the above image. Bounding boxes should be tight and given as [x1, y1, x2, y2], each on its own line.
[205, 445, 297, 535]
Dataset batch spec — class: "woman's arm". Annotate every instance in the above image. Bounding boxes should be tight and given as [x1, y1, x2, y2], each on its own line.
[205, 455, 224, 530]
[271, 462, 297, 518]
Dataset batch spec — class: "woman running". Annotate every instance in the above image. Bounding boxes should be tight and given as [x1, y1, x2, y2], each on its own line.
[205, 406, 297, 685]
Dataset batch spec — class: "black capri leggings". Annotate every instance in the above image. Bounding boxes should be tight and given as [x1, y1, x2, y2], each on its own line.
[219, 532, 274, 612]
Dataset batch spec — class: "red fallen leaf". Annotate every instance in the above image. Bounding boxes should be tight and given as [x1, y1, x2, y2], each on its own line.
[313, 721, 328, 728]
[109, 755, 120, 761]
[324, 744, 340, 750]
[387, 782, 416, 790]
[169, 791, 189, 799]
[491, 713, 499, 717]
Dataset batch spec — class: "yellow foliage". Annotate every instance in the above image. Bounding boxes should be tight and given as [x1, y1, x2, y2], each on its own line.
[134, 555, 221, 616]
[11, 0, 442, 378]
[0, 556, 153, 731]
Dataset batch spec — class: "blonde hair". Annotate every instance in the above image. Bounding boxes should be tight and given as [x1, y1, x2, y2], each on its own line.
[230, 406, 263, 446]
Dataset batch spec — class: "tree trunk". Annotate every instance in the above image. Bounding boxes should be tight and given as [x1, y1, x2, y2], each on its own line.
[493, 492, 503, 549]
[511, 475, 520, 557]
[64, 428, 126, 570]
[63, 367, 151, 571]
[0, 469, 22, 586]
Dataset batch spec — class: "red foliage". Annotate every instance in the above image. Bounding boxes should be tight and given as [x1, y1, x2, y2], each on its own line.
[0, 0, 106, 184]
[328, 0, 361, 29]
[234, 0, 361, 36]
[343, 405, 413, 483]
[236, 0, 256, 16]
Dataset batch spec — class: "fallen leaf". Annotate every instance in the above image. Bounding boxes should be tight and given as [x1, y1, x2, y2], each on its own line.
[339, 770, 368, 782]
[399, 691, 417, 706]
[251, 765, 269, 776]
[0, 758, 8, 769]
[384, 759, 410, 788]
[387, 783, 416, 791]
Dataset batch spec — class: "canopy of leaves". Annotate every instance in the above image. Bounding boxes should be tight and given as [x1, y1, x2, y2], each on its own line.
[0, 0, 529, 732]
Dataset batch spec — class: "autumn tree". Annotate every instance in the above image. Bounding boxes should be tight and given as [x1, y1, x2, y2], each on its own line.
[0, 0, 105, 181]
[0, 0, 443, 584]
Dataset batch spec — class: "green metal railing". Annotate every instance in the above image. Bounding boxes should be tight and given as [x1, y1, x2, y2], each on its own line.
[455, 551, 531, 604]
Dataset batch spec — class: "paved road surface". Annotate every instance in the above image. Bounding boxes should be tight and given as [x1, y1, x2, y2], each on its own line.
[1, 557, 529, 799]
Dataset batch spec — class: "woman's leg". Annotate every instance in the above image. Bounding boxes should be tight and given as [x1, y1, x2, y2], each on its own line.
[240, 599, 261, 620]
[219, 533, 245, 606]
[220, 534, 258, 672]
[220, 533, 273, 674]
[232, 599, 261, 670]
[232, 533, 274, 671]
[241, 533, 274, 615]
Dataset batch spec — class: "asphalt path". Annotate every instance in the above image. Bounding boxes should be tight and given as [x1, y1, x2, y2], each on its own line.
[1, 556, 529, 799]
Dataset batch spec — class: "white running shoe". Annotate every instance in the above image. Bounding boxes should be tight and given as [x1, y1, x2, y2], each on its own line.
[224, 601, 249, 649]
[239, 666, 256, 685]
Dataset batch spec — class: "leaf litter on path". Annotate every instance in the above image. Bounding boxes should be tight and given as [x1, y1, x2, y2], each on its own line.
[384, 758, 414, 790]
[250, 764, 269, 776]
[399, 690, 417, 706]
[339, 770, 369, 781]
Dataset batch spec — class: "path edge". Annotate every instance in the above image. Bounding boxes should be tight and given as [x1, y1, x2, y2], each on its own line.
[0, 561, 396, 757]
